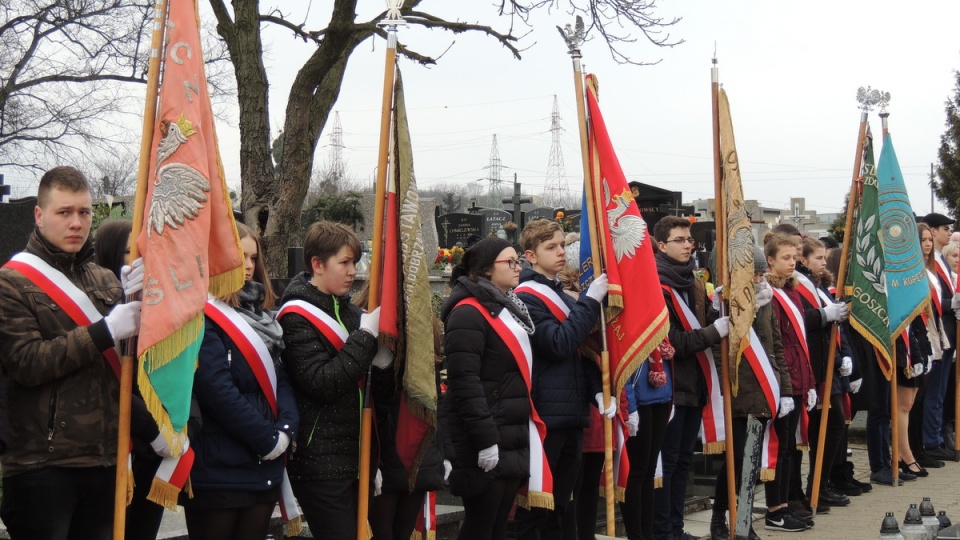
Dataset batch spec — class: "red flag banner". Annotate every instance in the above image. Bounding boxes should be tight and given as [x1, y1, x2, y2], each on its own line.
[584, 74, 669, 396]
[135, 0, 244, 489]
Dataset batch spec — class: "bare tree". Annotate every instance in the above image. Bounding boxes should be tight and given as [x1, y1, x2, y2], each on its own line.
[210, 0, 682, 275]
[86, 149, 139, 201]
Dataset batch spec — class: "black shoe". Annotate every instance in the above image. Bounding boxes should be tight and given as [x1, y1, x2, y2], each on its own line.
[788, 509, 814, 529]
[916, 453, 945, 468]
[677, 532, 699, 540]
[899, 469, 918, 482]
[788, 499, 812, 519]
[830, 478, 863, 496]
[853, 477, 873, 493]
[748, 529, 761, 540]
[925, 445, 957, 461]
[799, 498, 830, 515]
[818, 488, 850, 507]
[764, 509, 808, 532]
[870, 468, 904, 486]
[710, 512, 730, 540]
[900, 460, 929, 478]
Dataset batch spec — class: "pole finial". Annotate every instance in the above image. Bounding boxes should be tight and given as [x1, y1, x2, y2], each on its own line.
[558, 16, 586, 57]
[379, 0, 406, 27]
[856, 86, 890, 113]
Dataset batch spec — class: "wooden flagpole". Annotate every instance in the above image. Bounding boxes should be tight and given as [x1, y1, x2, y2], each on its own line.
[114, 0, 170, 537]
[880, 110, 901, 488]
[809, 110, 868, 512]
[711, 57, 738, 530]
[561, 20, 616, 534]
[358, 6, 402, 538]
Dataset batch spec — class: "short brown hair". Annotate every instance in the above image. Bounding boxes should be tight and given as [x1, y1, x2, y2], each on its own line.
[38, 166, 91, 208]
[801, 236, 825, 259]
[303, 220, 361, 273]
[764, 232, 801, 261]
[520, 219, 563, 252]
[653, 216, 691, 243]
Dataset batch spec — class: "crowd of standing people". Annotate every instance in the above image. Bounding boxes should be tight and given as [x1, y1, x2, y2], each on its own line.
[3, 165, 960, 540]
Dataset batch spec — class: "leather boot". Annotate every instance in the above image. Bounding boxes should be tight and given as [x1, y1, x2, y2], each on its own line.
[710, 511, 730, 540]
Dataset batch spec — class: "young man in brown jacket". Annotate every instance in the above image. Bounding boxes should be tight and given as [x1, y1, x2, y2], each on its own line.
[0, 166, 143, 540]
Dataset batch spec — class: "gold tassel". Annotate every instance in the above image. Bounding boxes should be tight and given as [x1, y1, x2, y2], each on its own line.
[284, 516, 303, 537]
[654, 477, 663, 489]
[703, 441, 726, 454]
[147, 477, 182, 511]
[759, 469, 776, 482]
[127, 466, 135, 506]
[796, 444, 810, 451]
[208, 266, 245, 299]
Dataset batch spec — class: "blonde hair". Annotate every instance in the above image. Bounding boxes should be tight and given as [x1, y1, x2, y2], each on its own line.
[942, 241, 960, 268]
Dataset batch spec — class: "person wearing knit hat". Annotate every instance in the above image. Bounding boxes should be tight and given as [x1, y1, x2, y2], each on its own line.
[512, 219, 612, 540]
[440, 236, 538, 540]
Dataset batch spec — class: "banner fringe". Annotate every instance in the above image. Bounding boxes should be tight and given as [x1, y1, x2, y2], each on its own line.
[284, 516, 303, 537]
[516, 491, 554, 510]
[759, 469, 776, 482]
[147, 477, 182, 511]
[703, 441, 726, 455]
[208, 266, 245, 300]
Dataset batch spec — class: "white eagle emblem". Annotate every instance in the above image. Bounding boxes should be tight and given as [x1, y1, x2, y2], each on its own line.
[603, 180, 646, 262]
[148, 163, 210, 236]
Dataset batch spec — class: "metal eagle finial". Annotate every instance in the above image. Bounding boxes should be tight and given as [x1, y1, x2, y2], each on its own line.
[557, 16, 586, 55]
[856, 86, 889, 113]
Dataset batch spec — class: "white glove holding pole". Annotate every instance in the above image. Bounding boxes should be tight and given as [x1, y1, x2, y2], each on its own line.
[595, 393, 616, 419]
[443, 460, 452, 482]
[839, 356, 853, 377]
[374, 468, 383, 496]
[263, 431, 290, 461]
[104, 301, 142, 341]
[778, 397, 795, 418]
[823, 302, 849, 322]
[626, 411, 639, 437]
[806, 389, 817, 411]
[150, 433, 190, 458]
[712, 286, 723, 312]
[359, 306, 381, 337]
[926, 356, 934, 375]
[585, 273, 609, 303]
[712, 316, 730, 338]
[372, 347, 394, 369]
[477, 444, 499, 472]
[912, 362, 924, 378]
[849, 378, 862, 394]
[120, 257, 144, 297]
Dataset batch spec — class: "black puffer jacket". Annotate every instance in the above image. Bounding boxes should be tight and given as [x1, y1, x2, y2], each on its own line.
[516, 269, 602, 430]
[794, 265, 853, 395]
[279, 273, 378, 481]
[659, 277, 721, 408]
[440, 278, 531, 498]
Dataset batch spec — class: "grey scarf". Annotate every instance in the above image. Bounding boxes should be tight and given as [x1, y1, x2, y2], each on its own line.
[236, 281, 285, 361]
[475, 277, 535, 335]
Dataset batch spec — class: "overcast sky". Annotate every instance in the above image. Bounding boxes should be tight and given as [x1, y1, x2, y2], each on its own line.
[11, 1, 960, 219]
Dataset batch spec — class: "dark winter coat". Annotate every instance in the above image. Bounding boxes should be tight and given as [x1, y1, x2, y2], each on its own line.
[933, 252, 957, 349]
[279, 273, 378, 481]
[189, 316, 299, 491]
[516, 269, 602, 430]
[660, 277, 722, 408]
[0, 231, 123, 475]
[795, 265, 853, 395]
[371, 364, 445, 494]
[767, 273, 817, 396]
[440, 278, 531, 498]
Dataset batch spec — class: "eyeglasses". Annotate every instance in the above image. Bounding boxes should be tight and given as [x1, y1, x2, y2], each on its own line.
[664, 237, 696, 245]
[494, 259, 523, 269]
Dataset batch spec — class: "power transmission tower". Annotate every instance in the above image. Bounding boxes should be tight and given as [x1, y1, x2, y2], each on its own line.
[543, 96, 570, 207]
[485, 134, 504, 208]
[329, 111, 345, 186]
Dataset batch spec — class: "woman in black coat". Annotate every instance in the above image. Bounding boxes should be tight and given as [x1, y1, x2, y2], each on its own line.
[182, 223, 300, 540]
[440, 237, 535, 540]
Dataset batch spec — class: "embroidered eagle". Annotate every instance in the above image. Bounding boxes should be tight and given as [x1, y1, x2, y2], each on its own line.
[603, 180, 646, 263]
[148, 163, 210, 237]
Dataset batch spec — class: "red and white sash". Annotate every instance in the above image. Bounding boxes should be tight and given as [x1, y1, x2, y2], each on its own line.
[662, 286, 725, 454]
[600, 414, 630, 500]
[796, 405, 811, 451]
[455, 297, 554, 509]
[742, 328, 781, 480]
[794, 272, 824, 310]
[206, 299, 302, 535]
[935, 251, 953, 296]
[412, 491, 437, 540]
[278, 299, 350, 349]
[929, 269, 943, 317]
[3, 252, 122, 378]
[515, 281, 571, 322]
[771, 288, 810, 363]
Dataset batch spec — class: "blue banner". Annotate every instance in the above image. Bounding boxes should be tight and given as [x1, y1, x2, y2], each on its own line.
[578, 189, 595, 287]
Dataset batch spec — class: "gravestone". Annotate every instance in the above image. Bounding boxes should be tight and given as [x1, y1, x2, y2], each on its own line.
[0, 197, 38, 265]
[478, 208, 511, 238]
[436, 213, 482, 248]
[560, 210, 581, 234]
[523, 207, 558, 227]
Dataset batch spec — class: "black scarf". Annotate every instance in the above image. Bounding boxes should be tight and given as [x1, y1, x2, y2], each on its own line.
[236, 280, 285, 361]
[655, 251, 696, 290]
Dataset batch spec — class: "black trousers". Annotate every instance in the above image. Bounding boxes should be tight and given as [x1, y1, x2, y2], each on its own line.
[459, 477, 523, 540]
[125, 451, 164, 540]
[369, 489, 427, 540]
[291, 477, 358, 540]
[765, 398, 800, 508]
[714, 415, 772, 513]
[514, 427, 583, 540]
[806, 394, 845, 493]
[570, 451, 605, 540]
[0, 466, 115, 540]
[620, 403, 670, 540]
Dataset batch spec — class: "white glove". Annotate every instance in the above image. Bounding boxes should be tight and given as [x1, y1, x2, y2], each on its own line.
[585, 273, 609, 303]
[120, 257, 144, 297]
[712, 316, 730, 338]
[374, 468, 383, 496]
[849, 378, 862, 394]
[778, 397, 795, 418]
[953, 294, 960, 311]
[912, 362, 924, 378]
[359, 306, 381, 337]
[806, 389, 817, 411]
[823, 302, 849, 322]
[149, 433, 190, 458]
[595, 393, 616, 419]
[477, 444, 499, 472]
[372, 347, 394, 369]
[926, 356, 934, 375]
[839, 356, 853, 377]
[104, 301, 142, 341]
[626, 411, 639, 437]
[263, 431, 290, 461]
[712, 286, 723, 312]
[443, 459, 452, 482]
